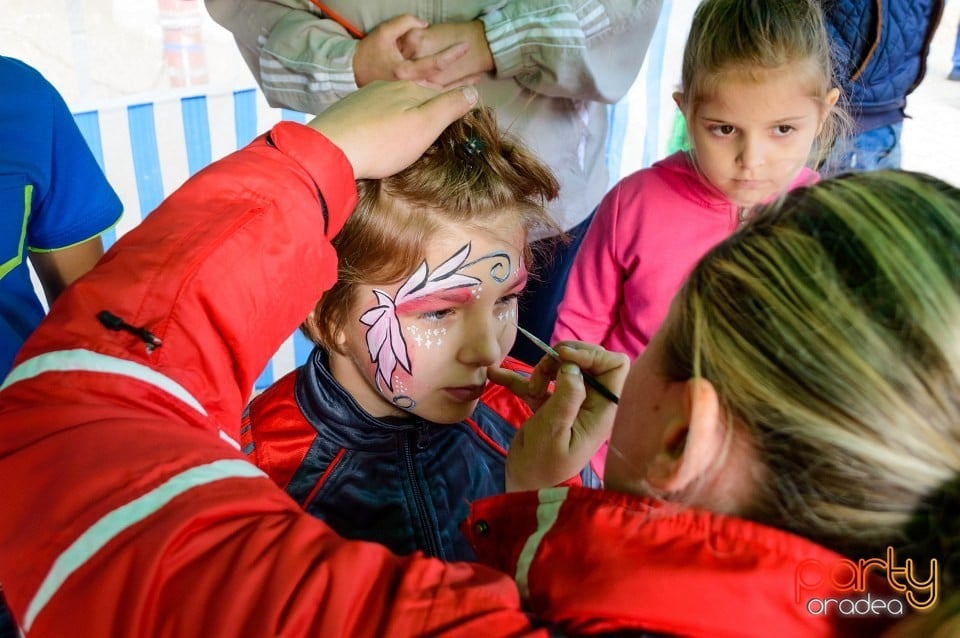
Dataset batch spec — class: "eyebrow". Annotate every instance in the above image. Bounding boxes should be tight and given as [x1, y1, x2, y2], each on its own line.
[393, 270, 528, 313]
[699, 114, 810, 125]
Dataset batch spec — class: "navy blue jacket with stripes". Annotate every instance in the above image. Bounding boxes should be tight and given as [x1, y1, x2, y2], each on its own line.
[241, 347, 601, 561]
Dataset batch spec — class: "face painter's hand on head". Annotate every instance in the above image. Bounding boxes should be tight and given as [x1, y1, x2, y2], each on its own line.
[307, 80, 478, 179]
[490, 342, 630, 491]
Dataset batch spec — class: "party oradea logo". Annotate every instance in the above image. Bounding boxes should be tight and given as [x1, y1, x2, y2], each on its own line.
[795, 547, 938, 617]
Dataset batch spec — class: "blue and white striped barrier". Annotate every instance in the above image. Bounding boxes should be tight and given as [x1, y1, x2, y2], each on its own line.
[71, 87, 313, 392]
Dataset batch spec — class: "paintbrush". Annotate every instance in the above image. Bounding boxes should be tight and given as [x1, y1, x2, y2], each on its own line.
[513, 323, 620, 405]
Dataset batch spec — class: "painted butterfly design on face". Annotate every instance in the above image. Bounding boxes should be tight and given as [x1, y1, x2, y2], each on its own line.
[359, 243, 480, 392]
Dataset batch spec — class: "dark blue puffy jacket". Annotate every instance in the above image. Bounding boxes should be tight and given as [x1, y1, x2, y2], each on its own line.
[822, 0, 944, 132]
[242, 348, 601, 562]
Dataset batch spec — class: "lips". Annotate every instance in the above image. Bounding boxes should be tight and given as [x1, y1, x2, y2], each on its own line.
[443, 384, 486, 402]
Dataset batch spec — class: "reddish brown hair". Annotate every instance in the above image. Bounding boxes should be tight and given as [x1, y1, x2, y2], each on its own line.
[303, 107, 560, 350]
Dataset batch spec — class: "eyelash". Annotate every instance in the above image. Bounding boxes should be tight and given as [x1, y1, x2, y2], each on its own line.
[709, 124, 796, 137]
[416, 293, 518, 322]
[419, 308, 455, 322]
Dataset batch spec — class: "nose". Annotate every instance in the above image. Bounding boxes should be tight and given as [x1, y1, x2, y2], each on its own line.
[737, 133, 766, 169]
[457, 314, 503, 367]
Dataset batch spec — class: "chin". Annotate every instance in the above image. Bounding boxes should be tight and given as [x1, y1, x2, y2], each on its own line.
[727, 191, 764, 208]
[423, 401, 479, 424]
[603, 474, 649, 498]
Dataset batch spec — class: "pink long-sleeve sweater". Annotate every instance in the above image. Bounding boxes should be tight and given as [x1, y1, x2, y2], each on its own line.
[553, 151, 819, 360]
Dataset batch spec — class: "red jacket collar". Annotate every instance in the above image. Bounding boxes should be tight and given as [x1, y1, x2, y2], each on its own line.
[467, 486, 894, 637]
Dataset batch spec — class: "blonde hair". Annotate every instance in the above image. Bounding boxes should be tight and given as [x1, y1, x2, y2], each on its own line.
[679, 0, 848, 165]
[303, 107, 560, 349]
[661, 170, 959, 604]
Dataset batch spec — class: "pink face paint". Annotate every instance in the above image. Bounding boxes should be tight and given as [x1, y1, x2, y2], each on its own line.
[394, 288, 476, 315]
[359, 244, 479, 394]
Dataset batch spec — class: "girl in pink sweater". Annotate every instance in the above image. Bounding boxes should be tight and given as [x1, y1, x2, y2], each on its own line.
[554, 0, 846, 362]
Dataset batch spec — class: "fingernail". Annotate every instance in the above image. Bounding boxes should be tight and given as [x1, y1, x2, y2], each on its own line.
[462, 85, 479, 105]
[560, 362, 581, 377]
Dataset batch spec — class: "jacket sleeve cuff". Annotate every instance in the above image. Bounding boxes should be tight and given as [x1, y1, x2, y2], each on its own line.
[479, 5, 525, 79]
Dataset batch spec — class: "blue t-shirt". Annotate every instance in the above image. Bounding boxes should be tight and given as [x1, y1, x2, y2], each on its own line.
[0, 56, 122, 378]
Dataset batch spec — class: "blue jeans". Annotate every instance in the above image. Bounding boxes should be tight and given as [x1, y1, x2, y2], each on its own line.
[509, 211, 595, 366]
[821, 121, 903, 176]
[0, 590, 15, 638]
[952, 20, 960, 74]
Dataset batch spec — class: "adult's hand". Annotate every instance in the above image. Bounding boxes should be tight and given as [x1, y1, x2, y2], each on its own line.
[307, 81, 478, 179]
[353, 14, 474, 88]
[488, 342, 630, 491]
[399, 21, 495, 88]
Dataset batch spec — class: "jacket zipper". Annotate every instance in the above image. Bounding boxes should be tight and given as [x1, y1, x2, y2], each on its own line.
[404, 423, 441, 558]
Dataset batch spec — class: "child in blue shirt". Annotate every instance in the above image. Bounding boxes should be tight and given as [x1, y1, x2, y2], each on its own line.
[0, 56, 122, 378]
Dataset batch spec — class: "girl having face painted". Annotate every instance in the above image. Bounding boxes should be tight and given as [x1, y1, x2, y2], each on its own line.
[241, 107, 600, 561]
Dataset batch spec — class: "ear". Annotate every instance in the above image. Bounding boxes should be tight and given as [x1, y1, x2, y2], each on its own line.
[303, 309, 341, 346]
[824, 87, 840, 109]
[672, 91, 686, 113]
[818, 88, 840, 130]
[645, 378, 724, 493]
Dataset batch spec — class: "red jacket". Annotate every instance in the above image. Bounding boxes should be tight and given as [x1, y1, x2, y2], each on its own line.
[465, 486, 895, 637]
[0, 122, 540, 637]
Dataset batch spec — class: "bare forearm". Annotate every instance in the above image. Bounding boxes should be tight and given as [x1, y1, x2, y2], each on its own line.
[29, 237, 105, 305]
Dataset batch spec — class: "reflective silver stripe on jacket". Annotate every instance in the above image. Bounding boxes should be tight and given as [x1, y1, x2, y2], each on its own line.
[514, 486, 569, 599]
[23, 459, 266, 631]
[2, 348, 208, 416]
[3, 350, 263, 631]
